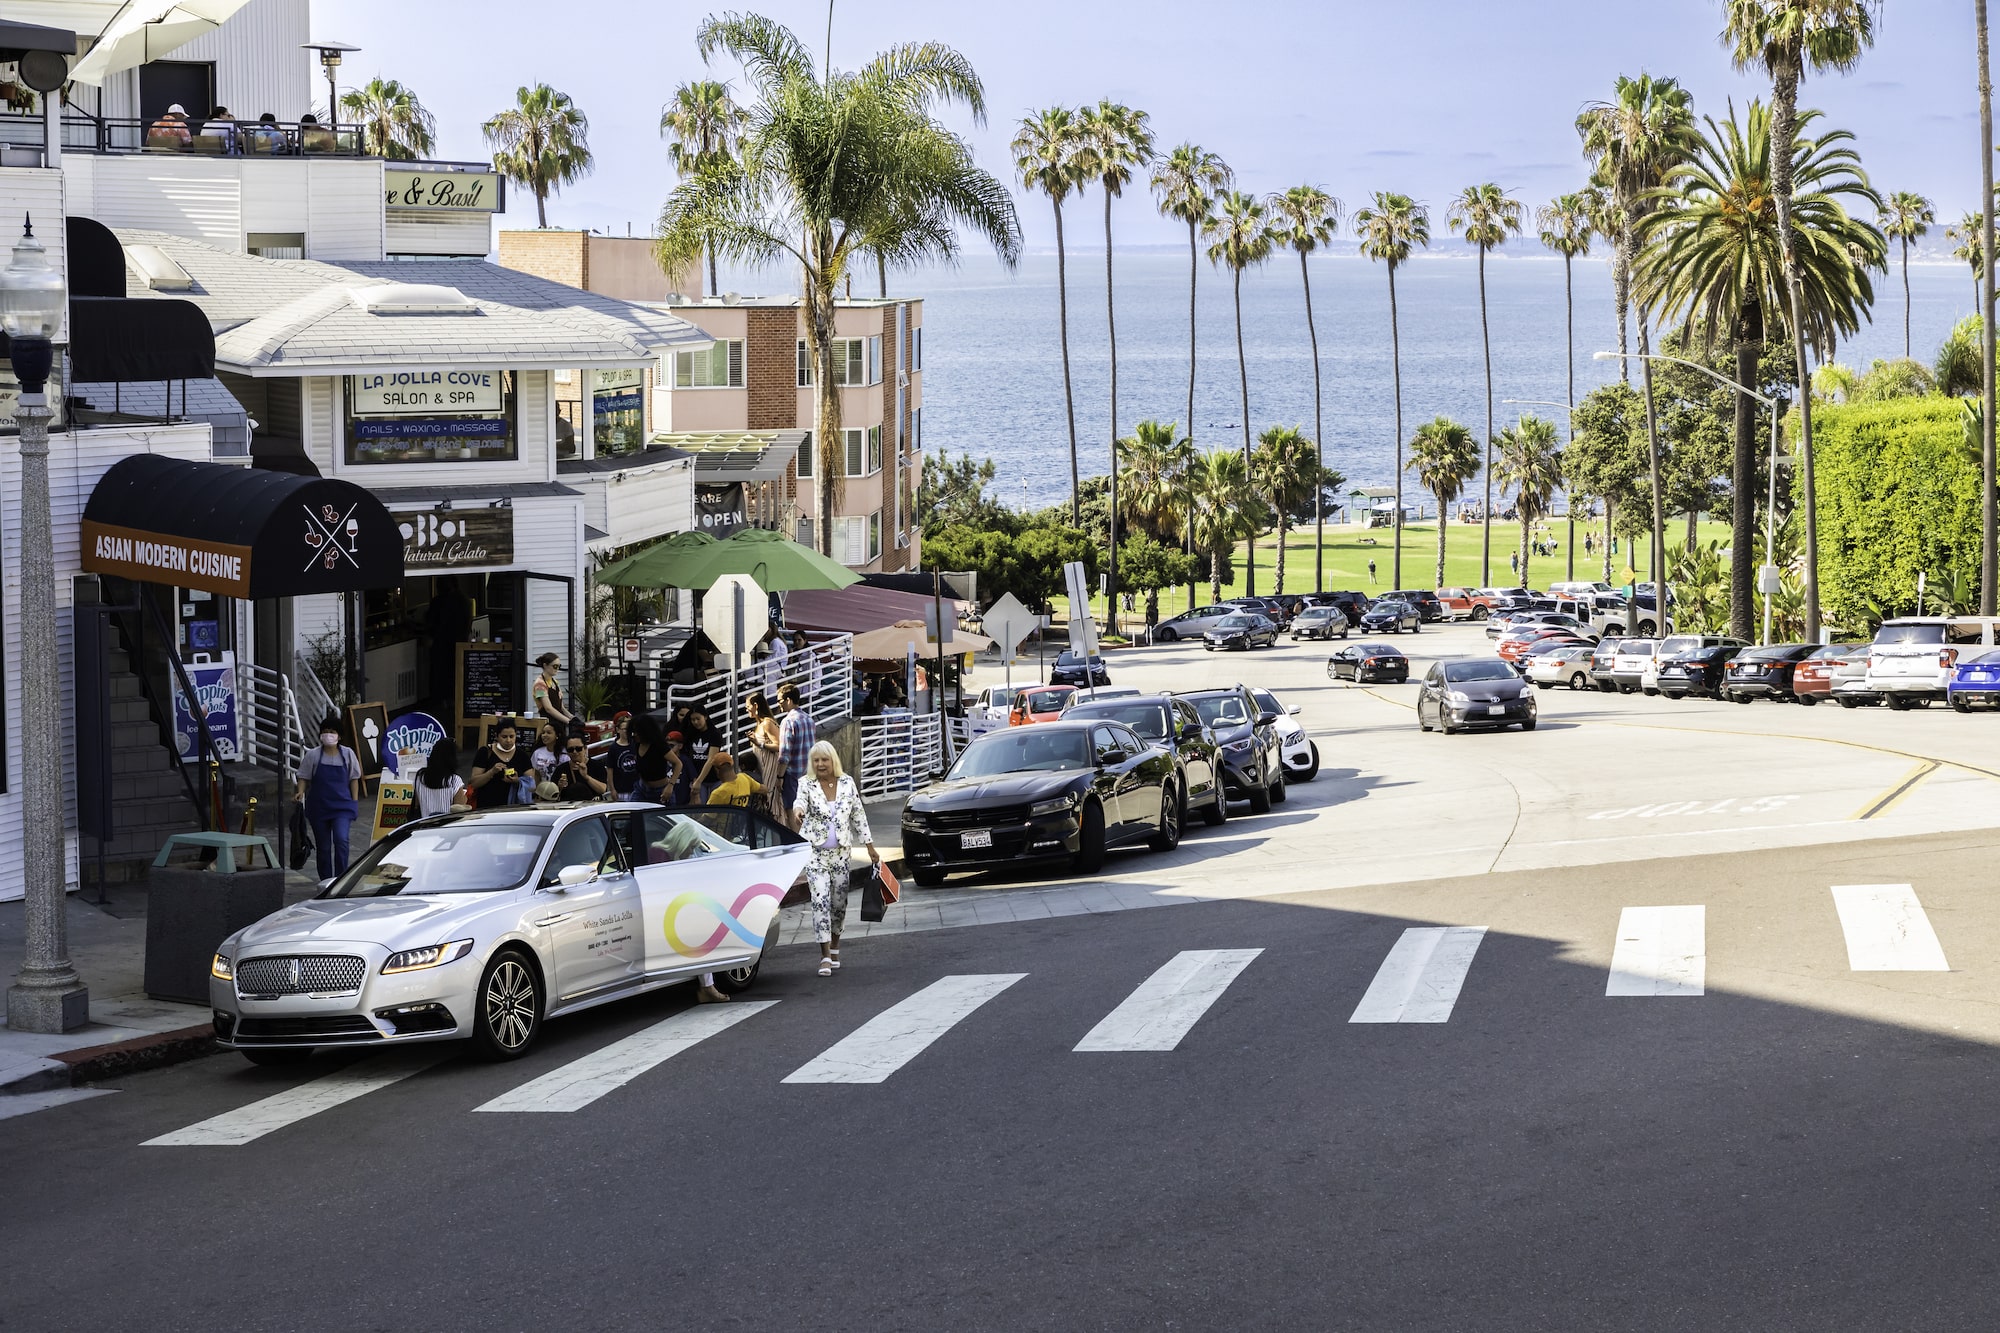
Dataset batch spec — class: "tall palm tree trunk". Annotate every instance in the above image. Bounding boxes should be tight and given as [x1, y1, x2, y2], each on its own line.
[1432, 487, 1449, 587]
[1636, 298, 1668, 632]
[1302, 250, 1326, 593]
[1104, 192, 1122, 635]
[1053, 201, 1081, 528]
[1563, 252, 1577, 581]
[1613, 249, 1631, 384]
[805, 231, 845, 558]
[1232, 267, 1254, 596]
[1186, 218, 1200, 612]
[1982, 0, 1998, 616]
[878, 252, 888, 299]
[1389, 265, 1405, 589]
[1730, 307, 1759, 641]
[1479, 245, 1495, 585]
[1899, 236, 1912, 359]
[1519, 512, 1531, 589]
[709, 247, 719, 300]
[1770, 60, 1822, 641]
[1602, 496, 1615, 581]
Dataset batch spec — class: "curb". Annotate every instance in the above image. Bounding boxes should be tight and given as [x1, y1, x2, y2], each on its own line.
[1, 1023, 217, 1095]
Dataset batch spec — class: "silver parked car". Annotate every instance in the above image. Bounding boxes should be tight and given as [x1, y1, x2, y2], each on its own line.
[1152, 604, 1243, 643]
[209, 805, 810, 1064]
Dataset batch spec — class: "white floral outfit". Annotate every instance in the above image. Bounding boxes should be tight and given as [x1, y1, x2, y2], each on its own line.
[793, 773, 871, 944]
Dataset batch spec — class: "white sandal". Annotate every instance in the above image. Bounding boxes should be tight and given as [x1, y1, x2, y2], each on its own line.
[829, 949, 841, 971]
[817, 959, 833, 977]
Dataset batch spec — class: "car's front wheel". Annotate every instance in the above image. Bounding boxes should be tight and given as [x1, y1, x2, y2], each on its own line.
[1148, 784, 1182, 852]
[1072, 800, 1107, 874]
[1289, 742, 1320, 782]
[1472, 606, 1490, 621]
[1569, 672, 1589, 689]
[1269, 765, 1288, 805]
[1156, 627, 1177, 643]
[472, 949, 542, 1061]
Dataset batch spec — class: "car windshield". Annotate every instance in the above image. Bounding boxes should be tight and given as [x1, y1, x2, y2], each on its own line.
[1975, 650, 2000, 664]
[1874, 623, 1945, 645]
[322, 820, 548, 897]
[1056, 652, 1102, 667]
[1618, 640, 1657, 655]
[1358, 643, 1400, 655]
[1658, 637, 1700, 656]
[1810, 644, 1851, 660]
[1068, 702, 1171, 739]
[1444, 660, 1517, 682]
[1024, 689, 1069, 713]
[950, 729, 1090, 778]
[1191, 694, 1252, 727]
[1371, 602, 1407, 613]
[1216, 616, 1255, 628]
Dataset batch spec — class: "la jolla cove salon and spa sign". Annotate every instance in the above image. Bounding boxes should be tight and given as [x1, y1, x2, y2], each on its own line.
[384, 170, 501, 213]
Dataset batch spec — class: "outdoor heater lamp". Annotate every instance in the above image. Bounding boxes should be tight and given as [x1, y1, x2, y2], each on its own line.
[1, 215, 64, 391]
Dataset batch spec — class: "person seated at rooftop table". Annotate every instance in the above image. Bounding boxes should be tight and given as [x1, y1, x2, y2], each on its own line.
[296, 112, 337, 154]
[198, 105, 238, 153]
[146, 104, 192, 148]
[246, 112, 289, 154]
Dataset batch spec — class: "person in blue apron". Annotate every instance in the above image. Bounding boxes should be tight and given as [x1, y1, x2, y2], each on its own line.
[295, 716, 364, 883]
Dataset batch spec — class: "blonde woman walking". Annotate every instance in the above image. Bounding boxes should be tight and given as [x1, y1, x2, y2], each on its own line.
[792, 740, 880, 977]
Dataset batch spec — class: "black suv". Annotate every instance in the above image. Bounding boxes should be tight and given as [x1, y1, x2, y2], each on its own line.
[1177, 685, 1286, 813]
[1064, 692, 1228, 827]
[1049, 651, 1111, 688]
[1319, 590, 1372, 626]
[1383, 589, 1446, 622]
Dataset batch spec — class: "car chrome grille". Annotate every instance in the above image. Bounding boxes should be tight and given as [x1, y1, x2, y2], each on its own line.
[232, 1015, 381, 1044]
[236, 955, 367, 997]
[928, 806, 1029, 830]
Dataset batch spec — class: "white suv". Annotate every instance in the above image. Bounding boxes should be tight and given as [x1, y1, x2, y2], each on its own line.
[1865, 617, 2000, 708]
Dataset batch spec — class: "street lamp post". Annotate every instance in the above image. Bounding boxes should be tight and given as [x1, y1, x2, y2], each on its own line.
[1594, 351, 1784, 645]
[1502, 397, 1577, 581]
[3, 216, 86, 1033]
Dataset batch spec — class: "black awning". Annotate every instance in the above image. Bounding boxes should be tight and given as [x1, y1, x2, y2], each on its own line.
[0, 20, 76, 58]
[66, 217, 124, 298]
[82, 455, 403, 599]
[66, 295, 214, 383]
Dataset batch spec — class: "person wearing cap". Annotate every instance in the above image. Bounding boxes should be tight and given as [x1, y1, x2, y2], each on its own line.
[148, 104, 192, 147]
[702, 751, 764, 809]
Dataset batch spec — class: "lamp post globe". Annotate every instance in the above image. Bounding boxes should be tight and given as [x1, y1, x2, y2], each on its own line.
[4, 213, 86, 1034]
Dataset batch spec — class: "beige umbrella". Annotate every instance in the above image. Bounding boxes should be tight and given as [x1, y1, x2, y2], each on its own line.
[67, 1, 255, 86]
[850, 619, 992, 663]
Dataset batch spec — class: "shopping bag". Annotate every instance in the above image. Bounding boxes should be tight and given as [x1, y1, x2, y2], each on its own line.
[857, 865, 886, 923]
[876, 861, 901, 906]
[288, 804, 314, 871]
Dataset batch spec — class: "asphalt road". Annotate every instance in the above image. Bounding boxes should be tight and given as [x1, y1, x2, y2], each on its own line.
[9, 622, 2000, 1330]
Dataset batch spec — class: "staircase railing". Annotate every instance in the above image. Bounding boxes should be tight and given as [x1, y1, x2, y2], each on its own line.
[108, 599, 223, 831]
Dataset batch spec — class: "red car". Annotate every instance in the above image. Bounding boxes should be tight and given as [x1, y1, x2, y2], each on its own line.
[1010, 684, 1078, 724]
[1497, 627, 1576, 663]
[1790, 644, 1852, 706]
[1435, 587, 1500, 622]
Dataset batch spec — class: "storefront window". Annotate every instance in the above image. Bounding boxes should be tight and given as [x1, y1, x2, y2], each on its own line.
[344, 369, 518, 465]
[592, 369, 645, 457]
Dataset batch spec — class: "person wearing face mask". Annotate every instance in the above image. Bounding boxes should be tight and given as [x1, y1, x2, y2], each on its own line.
[295, 716, 364, 881]
[469, 717, 525, 808]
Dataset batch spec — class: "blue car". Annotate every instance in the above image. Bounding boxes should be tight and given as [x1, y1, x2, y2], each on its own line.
[1948, 650, 2000, 711]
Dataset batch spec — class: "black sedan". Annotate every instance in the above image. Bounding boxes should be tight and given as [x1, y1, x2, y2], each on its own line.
[1359, 598, 1423, 634]
[1722, 643, 1818, 702]
[1180, 685, 1286, 813]
[1204, 613, 1280, 651]
[1328, 642, 1410, 683]
[900, 720, 1177, 886]
[1657, 644, 1742, 700]
[1049, 650, 1112, 688]
[1418, 658, 1539, 734]
[1066, 693, 1227, 827]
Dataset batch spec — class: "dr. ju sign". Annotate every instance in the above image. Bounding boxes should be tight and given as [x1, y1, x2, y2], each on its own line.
[171, 651, 240, 763]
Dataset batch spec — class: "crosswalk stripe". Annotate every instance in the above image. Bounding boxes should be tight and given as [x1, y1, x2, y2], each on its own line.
[143, 1053, 441, 1147]
[1831, 884, 1950, 971]
[1606, 905, 1705, 996]
[1350, 927, 1487, 1024]
[474, 1002, 779, 1113]
[1074, 949, 1263, 1052]
[782, 974, 1025, 1084]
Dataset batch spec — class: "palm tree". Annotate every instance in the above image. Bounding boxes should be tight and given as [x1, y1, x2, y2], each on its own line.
[484, 84, 592, 229]
[1878, 192, 1935, 357]
[1638, 102, 1883, 641]
[1251, 426, 1318, 595]
[1724, 0, 1881, 639]
[1447, 183, 1524, 586]
[1013, 107, 1088, 526]
[1152, 142, 1233, 600]
[1191, 448, 1260, 604]
[1353, 192, 1432, 588]
[660, 79, 748, 294]
[1266, 185, 1343, 593]
[1117, 419, 1195, 545]
[1495, 416, 1565, 588]
[1578, 72, 1699, 624]
[1076, 101, 1154, 635]
[1203, 190, 1276, 594]
[340, 77, 435, 161]
[1405, 417, 1480, 587]
[1538, 192, 1595, 580]
[1951, 212, 1987, 310]
[657, 14, 1021, 558]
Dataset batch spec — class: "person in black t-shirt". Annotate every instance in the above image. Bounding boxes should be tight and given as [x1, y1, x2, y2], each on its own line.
[632, 714, 680, 804]
[469, 717, 525, 809]
[606, 712, 639, 798]
[554, 736, 610, 802]
[679, 710, 715, 803]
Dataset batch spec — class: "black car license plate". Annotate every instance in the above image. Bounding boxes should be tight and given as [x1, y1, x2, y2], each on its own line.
[960, 830, 993, 850]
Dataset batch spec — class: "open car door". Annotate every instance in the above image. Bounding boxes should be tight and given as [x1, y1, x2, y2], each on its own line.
[611, 807, 812, 980]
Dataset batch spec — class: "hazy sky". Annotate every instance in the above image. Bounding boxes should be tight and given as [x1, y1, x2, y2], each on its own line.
[317, 0, 1986, 253]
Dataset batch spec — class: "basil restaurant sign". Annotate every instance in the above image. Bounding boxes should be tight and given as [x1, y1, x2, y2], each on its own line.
[385, 170, 502, 213]
[395, 507, 515, 570]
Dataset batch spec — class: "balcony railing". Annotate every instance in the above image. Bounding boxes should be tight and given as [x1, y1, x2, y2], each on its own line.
[0, 109, 373, 161]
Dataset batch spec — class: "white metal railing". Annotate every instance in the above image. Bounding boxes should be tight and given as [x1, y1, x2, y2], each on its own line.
[856, 709, 947, 799]
[242, 663, 308, 774]
[292, 659, 338, 741]
[661, 633, 853, 761]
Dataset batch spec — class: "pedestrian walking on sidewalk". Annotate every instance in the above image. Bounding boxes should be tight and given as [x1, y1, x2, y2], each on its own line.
[1368, 558, 1377, 585]
[296, 716, 363, 882]
[775, 682, 815, 831]
[792, 741, 881, 977]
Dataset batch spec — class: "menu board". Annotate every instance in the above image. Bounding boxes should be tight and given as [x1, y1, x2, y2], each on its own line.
[371, 781, 418, 842]
[456, 641, 516, 737]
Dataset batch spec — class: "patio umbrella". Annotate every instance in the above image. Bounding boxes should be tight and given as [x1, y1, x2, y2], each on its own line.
[67, 1, 255, 86]
[700, 527, 862, 592]
[593, 530, 721, 588]
[851, 619, 992, 664]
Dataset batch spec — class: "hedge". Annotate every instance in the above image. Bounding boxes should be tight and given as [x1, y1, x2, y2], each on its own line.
[1800, 397, 1980, 626]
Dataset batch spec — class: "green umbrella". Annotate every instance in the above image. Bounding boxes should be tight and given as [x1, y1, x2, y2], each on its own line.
[699, 527, 862, 592]
[593, 530, 721, 588]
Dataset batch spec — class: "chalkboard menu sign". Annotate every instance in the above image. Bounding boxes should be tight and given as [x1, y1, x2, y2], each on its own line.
[456, 641, 516, 738]
[372, 781, 418, 842]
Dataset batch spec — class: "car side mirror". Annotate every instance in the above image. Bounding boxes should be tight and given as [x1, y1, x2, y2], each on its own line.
[1256, 710, 1279, 727]
[556, 864, 598, 888]
[1288, 704, 1302, 715]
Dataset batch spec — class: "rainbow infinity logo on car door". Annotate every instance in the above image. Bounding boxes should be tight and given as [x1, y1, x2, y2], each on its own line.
[662, 883, 785, 958]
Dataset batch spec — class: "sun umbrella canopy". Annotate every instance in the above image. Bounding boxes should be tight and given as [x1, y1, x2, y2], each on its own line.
[851, 619, 992, 663]
[592, 530, 720, 588]
[67, 0, 254, 86]
[700, 527, 862, 593]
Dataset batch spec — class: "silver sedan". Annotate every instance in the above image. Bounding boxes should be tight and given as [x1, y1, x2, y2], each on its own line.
[209, 805, 811, 1064]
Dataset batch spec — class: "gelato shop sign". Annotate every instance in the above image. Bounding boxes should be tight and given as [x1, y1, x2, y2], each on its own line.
[351, 370, 502, 416]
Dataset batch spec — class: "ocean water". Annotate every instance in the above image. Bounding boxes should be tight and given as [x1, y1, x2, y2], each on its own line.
[724, 249, 1977, 512]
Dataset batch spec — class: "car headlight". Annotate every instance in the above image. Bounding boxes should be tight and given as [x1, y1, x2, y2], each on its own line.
[1223, 738, 1253, 755]
[1029, 796, 1076, 817]
[381, 939, 475, 975]
[1519, 687, 1535, 699]
[211, 952, 232, 980]
[1447, 691, 1471, 705]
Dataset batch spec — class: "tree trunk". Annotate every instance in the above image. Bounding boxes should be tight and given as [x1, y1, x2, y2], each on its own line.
[878, 252, 888, 299]
[1564, 252, 1577, 581]
[1433, 488, 1448, 587]
[1187, 219, 1200, 612]
[708, 246, 719, 300]
[1770, 57, 1821, 641]
[1636, 296, 1668, 634]
[805, 231, 845, 558]
[536, 186, 548, 229]
[1479, 244, 1495, 586]
[1210, 542, 1224, 604]
[1981, 0, 1998, 615]
[1613, 242, 1631, 383]
[1233, 266, 1254, 597]
[1274, 517, 1288, 594]
[1901, 236, 1912, 359]
[1727, 314, 1757, 639]
[1054, 200, 1080, 527]
[1602, 495, 1615, 581]
[1389, 264, 1405, 589]
[1519, 514, 1531, 590]
[1104, 190, 1121, 636]
[1303, 249, 1326, 593]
